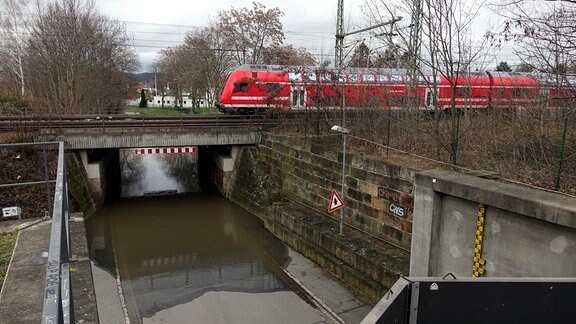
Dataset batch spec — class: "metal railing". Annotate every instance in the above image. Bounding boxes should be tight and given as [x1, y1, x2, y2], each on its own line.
[0, 142, 57, 217]
[40, 142, 74, 324]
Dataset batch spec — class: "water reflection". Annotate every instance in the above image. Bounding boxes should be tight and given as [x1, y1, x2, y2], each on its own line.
[87, 193, 309, 322]
[85, 148, 325, 323]
[120, 149, 199, 197]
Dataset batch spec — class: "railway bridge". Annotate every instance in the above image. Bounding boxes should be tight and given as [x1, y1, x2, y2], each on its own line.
[4, 114, 276, 199]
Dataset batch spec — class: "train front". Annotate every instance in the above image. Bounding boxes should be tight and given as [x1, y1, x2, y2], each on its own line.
[216, 70, 247, 114]
[216, 66, 290, 114]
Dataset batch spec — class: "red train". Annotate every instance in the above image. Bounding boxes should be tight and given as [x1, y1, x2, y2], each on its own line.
[216, 64, 575, 114]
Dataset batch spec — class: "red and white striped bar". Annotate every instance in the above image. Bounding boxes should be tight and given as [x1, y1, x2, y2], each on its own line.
[134, 147, 197, 155]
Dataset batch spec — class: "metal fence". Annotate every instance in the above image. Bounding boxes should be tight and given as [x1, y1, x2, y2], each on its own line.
[0, 142, 56, 218]
[0, 141, 71, 322]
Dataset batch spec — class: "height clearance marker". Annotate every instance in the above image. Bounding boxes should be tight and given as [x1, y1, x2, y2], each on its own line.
[328, 190, 345, 213]
[134, 147, 196, 155]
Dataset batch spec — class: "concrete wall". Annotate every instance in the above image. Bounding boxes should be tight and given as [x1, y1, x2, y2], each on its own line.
[411, 169, 576, 278]
[77, 149, 118, 204]
[39, 130, 261, 150]
[66, 154, 97, 218]
[209, 146, 244, 198]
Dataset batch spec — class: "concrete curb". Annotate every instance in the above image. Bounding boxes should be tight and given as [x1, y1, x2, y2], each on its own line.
[279, 265, 347, 324]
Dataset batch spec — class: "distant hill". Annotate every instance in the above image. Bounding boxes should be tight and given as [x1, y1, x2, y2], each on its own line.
[124, 72, 155, 83]
[132, 72, 155, 82]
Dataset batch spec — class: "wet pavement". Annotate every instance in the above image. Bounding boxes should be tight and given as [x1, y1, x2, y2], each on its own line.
[0, 215, 98, 323]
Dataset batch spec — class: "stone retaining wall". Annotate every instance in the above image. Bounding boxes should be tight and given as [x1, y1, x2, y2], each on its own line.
[259, 135, 417, 250]
[230, 134, 413, 303]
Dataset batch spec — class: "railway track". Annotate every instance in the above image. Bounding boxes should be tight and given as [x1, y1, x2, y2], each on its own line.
[0, 114, 284, 132]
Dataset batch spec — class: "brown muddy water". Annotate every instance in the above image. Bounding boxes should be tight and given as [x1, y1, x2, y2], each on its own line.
[85, 150, 326, 323]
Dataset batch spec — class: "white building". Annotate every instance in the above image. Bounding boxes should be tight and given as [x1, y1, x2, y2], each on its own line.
[147, 95, 210, 108]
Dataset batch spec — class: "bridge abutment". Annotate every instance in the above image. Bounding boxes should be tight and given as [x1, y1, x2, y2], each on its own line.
[206, 146, 245, 198]
[77, 149, 119, 204]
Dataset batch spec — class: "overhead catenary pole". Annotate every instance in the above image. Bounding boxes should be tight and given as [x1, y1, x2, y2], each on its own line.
[410, 0, 422, 88]
[335, 0, 344, 68]
[335, 0, 402, 68]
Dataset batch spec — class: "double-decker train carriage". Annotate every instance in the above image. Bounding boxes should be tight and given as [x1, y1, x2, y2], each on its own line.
[215, 64, 576, 115]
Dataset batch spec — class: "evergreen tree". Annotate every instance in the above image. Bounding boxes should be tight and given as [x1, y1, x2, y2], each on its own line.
[496, 61, 512, 72]
[139, 89, 147, 108]
[348, 43, 372, 68]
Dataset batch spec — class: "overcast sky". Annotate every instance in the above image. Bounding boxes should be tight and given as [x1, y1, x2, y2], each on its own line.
[94, 0, 367, 72]
[86, 0, 521, 72]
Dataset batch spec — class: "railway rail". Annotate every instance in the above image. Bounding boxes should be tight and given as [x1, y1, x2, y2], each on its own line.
[0, 114, 284, 132]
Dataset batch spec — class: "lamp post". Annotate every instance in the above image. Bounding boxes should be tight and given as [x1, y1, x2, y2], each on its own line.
[331, 125, 349, 235]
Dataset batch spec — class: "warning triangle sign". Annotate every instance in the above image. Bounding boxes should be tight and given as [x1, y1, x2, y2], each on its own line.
[328, 190, 345, 213]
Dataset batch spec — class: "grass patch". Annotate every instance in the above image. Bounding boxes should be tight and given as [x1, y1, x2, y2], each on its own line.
[123, 107, 188, 115]
[123, 106, 220, 115]
[0, 231, 17, 289]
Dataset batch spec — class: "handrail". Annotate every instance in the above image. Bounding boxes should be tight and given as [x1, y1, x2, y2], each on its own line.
[41, 142, 74, 324]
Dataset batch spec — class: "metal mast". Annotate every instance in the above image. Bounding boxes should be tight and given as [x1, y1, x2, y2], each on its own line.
[335, 0, 344, 68]
[409, 0, 422, 86]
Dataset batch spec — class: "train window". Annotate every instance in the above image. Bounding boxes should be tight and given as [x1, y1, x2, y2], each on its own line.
[326, 95, 338, 106]
[458, 87, 471, 97]
[233, 82, 250, 93]
[266, 83, 282, 95]
[364, 75, 375, 83]
[512, 87, 521, 97]
[390, 75, 402, 84]
[300, 90, 305, 106]
[321, 73, 331, 82]
[311, 94, 320, 106]
[289, 72, 302, 82]
[497, 88, 505, 97]
[305, 73, 317, 82]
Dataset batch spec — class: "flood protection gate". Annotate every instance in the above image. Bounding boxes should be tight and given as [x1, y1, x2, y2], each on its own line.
[361, 277, 576, 324]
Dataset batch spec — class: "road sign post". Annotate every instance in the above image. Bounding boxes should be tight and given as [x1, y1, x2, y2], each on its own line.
[331, 125, 349, 235]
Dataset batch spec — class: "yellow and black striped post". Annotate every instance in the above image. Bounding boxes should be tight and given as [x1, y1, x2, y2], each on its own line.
[472, 203, 487, 278]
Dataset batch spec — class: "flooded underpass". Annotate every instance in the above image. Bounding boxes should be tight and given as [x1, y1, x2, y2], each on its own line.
[85, 149, 329, 323]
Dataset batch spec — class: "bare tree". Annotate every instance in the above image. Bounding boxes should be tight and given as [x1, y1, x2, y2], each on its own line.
[155, 24, 235, 110]
[216, 1, 285, 65]
[362, 0, 492, 165]
[497, 1, 576, 110]
[25, 0, 139, 114]
[181, 25, 235, 106]
[154, 47, 182, 108]
[0, 0, 29, 98]
[262, 44, 316, 66]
